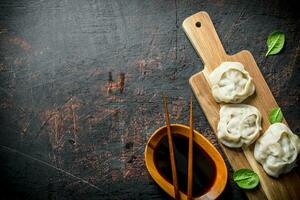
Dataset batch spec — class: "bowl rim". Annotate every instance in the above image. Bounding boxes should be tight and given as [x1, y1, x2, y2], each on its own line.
[144, 123, 228, 200]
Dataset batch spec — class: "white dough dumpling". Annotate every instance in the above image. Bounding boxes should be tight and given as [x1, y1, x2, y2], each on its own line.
[209, 62, 255, 103]
[217, 104, 262, 148]
[254, 123, 300, 178]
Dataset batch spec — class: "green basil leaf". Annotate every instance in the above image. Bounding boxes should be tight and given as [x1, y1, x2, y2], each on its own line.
[233, 169, 260, 189]
[268, 107, 283, 124]
[265, 31, 285, 56]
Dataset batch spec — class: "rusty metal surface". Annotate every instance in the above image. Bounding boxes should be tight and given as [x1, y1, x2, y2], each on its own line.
[0, 0, 299, 199]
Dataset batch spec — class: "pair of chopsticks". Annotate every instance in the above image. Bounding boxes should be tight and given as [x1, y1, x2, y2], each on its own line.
[163, 96, 194, 200]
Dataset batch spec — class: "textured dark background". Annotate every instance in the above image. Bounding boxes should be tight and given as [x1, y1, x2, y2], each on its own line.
[0, 0, 299, 199]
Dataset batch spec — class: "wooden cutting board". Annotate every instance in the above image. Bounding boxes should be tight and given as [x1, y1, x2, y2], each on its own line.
[183, 11, 300, 200]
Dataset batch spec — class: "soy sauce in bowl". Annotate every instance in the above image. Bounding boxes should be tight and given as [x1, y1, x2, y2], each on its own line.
[154, 134, 216, 197]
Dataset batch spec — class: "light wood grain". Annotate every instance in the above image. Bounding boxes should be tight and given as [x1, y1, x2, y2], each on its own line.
[183, 11, 300, 200]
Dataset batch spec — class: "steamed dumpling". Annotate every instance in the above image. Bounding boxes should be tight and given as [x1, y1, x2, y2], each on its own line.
[217, 104, 262, 148]
[209, 62, 255, 103]
[254, 123, 300, 178]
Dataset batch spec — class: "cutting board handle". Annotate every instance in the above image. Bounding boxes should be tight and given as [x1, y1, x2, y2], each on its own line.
[182, 11, 227, 71]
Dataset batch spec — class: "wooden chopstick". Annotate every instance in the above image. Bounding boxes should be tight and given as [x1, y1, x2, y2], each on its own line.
[187, 96, 193, 200]
[163, 96, 180, 200]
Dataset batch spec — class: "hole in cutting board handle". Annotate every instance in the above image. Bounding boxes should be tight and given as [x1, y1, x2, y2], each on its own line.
[195, 21, 201, 28]
[183, 12, 227, 70]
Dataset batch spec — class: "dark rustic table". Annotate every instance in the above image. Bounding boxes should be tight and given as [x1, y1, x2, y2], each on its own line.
[0, 0, 299, 199]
